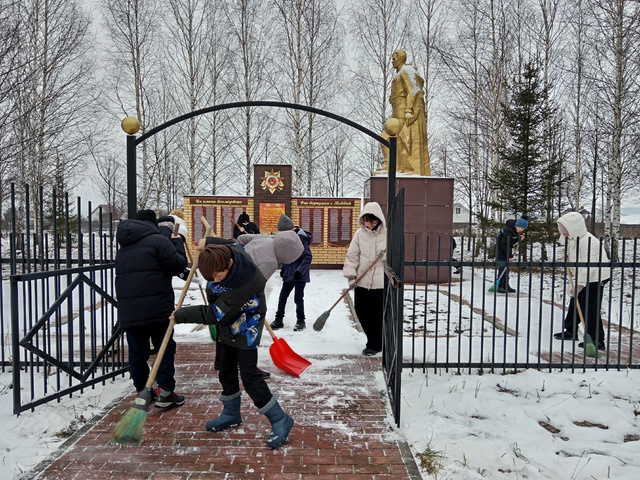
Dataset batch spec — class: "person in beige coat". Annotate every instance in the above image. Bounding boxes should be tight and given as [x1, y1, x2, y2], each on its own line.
[553, 212, 611, 350]
[343, 202, 387, 356]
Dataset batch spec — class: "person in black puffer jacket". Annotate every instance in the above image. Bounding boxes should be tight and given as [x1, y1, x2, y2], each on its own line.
[495, 214, 528, 293]
[115, 209, 187, 408]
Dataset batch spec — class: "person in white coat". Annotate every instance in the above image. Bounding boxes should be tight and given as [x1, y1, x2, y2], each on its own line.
[343, 202, 387, 356]
[553, 212, 610, 350]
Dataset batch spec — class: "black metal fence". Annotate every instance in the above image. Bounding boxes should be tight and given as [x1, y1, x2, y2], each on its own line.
[2, 184, 127, 414]
[401, 235, 638, 373]
[383, 201, 639, 426]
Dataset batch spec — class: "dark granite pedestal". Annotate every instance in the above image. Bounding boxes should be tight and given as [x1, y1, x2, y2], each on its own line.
[366, 175, 454, 283]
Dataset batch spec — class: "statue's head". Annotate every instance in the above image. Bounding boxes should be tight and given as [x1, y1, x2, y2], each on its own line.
[392, 50, 407, 70]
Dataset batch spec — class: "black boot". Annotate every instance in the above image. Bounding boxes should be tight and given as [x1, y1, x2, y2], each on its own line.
[270, 317, 284, 330]
[293, 318, 306, 331]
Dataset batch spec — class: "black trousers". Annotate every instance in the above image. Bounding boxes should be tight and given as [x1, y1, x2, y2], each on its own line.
[126, 320, 176, 392]
[562, 279, 608, 344]
[354, 286, 384, 351]
[218, 342, 272, 409]
[276, 281, 306, 320]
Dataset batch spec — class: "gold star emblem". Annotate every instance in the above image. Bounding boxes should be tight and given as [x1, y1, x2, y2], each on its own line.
[261, 170, 284, 194]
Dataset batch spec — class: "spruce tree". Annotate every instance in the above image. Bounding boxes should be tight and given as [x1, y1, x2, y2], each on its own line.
[492, 61, 563, 238]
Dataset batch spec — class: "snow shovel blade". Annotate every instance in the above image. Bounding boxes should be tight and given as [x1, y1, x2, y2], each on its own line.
[269, 337, 311, 377]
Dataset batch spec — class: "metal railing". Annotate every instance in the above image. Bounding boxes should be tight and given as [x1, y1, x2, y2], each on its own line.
[402, 235, 638, 373]
[2, 183, 126, 414]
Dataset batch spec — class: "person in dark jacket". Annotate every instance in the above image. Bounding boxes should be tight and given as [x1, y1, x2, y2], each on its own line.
[172, 244, 294, 449]
[495, 214, 528, 293]
[233, 212, 260, 239]
[115, 209, 188, 408]
[270, 214, 313, 332]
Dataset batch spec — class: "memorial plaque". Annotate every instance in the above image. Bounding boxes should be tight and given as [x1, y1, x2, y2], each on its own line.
[259, 203, 285, 234]
[191, 206, 215, 243]
[298, 208, 321, 245]
[328, 208, 352, 246]
[221, 207, 245, 239]
[312, 208, 323, 245]
[300, 207, 324, 245]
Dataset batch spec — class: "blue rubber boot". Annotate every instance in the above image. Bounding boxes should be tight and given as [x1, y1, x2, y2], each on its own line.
[206, 392, 242, 432]
[260, 398, 294, 449]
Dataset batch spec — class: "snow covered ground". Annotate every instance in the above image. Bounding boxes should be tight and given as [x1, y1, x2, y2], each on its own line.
[1, 269, 639, 479]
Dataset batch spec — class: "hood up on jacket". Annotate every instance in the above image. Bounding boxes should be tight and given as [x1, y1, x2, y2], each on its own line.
[557, 211, 588, 244]
[273, 230, 304, 264]
[116, 219, 159, 248]
[358, 201, 386, 229]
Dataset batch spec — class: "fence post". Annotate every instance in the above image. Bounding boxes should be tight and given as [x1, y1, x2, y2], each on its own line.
[11, 275, 21, 415]
[122, 117, 140, 218]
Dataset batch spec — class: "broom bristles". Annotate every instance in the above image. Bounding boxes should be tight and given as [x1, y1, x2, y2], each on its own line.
[313, 311, 330, 331]
[582, 333, 600, 359]
[112, 407, 148, 444]
[111, 388, 153, 444]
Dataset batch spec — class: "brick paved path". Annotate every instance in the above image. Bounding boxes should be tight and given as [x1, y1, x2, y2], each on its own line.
[31, 343, 421, 480]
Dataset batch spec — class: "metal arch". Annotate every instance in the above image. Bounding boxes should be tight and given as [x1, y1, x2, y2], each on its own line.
[126, 100, 397, 217]
[135, 101, 390, 147]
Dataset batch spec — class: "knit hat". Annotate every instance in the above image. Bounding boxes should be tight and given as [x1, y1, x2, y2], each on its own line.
[277, 214, 294, 231]
[238, 212, 250, 224]
[134, 209, 158, 226]
[515, 214, 529, 229]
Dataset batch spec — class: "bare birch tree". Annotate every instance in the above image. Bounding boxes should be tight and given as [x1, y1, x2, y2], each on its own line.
[269, 0, 342, 195]
[12, 0, 96, 234]
[164, 0, 214, 195]
[223, 0, 272, 195]
[101, 0, 163, 209]
[588, 0, 640, 259]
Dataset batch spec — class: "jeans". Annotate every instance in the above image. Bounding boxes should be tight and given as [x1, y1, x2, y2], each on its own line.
[276, 281, 306, 320]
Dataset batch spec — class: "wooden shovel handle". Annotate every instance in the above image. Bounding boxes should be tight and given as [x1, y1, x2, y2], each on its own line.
[263, 319, 277, 340]
[201, 216, 215, 237]
[568, 272, 587, 330]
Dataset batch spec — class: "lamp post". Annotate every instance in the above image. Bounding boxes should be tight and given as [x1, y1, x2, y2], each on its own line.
[121, 117, 140, 218]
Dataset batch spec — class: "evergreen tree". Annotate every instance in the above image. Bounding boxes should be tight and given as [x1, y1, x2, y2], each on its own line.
[491, 61, 563, 239]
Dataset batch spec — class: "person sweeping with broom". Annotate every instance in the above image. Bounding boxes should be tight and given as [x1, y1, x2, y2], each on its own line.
[491, 214, 528, 293]
[343, 202, 387, 356]
[553, 212, 610, 353]
[171, 244, 295, 449]
[114, 209, 188, 409]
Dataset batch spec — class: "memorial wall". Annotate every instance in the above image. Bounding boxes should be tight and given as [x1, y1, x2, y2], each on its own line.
[183, 164, 361, 268]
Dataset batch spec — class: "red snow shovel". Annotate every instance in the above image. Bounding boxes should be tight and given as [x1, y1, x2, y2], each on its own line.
[263, 320, 311, 377]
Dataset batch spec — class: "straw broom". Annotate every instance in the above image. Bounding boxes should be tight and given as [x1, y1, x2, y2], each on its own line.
[112, 231, 198, 444]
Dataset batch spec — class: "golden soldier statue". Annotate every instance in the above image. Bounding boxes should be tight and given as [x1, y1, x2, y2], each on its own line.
[380, 49, 431, 176]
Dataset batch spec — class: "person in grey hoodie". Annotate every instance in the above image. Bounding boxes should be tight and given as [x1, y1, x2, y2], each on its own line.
[553, 212, 611, 350]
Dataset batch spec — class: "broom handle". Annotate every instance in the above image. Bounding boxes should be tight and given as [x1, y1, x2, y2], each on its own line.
[495, 242, 520, 284]
[328, 250, 385, 312]
[184, 241, 207, 305]
[568, 271, 587, 332]
[144, 241, 199, 390]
